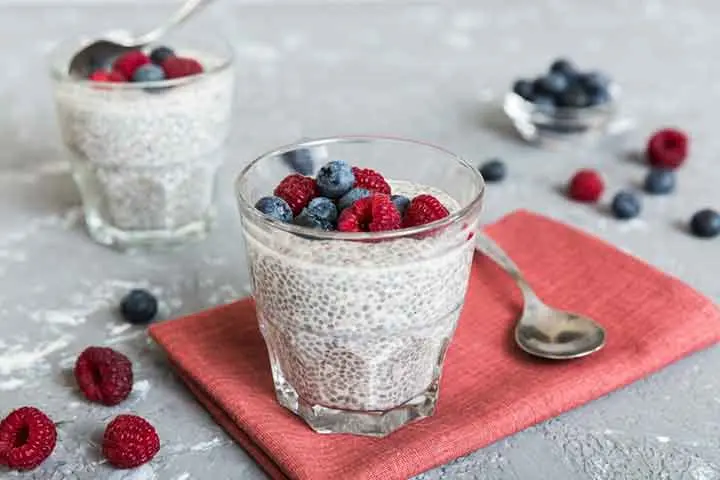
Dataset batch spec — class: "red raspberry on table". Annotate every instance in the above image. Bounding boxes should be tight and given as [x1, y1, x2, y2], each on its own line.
[567, 169, 604, 203]
[274, 174, 319, 216]
[162, 57, 204, 79]
[351, 167, 391, 194]
[337, 194, 401, 232]
[103, 414, 160, 469]
[112, 50, 150, 79]
[402, 194, 450, 228]
[74, 346, 133, 406]
[646, 128, 689, 169]
[0, 407, 57, 471]
[89, 70, 126, 83]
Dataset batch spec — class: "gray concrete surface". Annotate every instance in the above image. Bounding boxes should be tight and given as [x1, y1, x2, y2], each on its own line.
[0, 1, 718, 478]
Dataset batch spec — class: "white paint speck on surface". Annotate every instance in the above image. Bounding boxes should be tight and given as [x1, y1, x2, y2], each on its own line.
[0, 378, 25, 390]
[656, 436, 671, 443]
[0, 336, 72, 376]
[109, 323, 133, 335]
[40, 310, 86, 326]
[190, 437, 224, 452]
[107, 464, 156, 480]
[174, 474, 191, 480]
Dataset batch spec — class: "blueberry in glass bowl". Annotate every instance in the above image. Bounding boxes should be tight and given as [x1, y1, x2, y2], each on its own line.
[503, 58, 620, 145]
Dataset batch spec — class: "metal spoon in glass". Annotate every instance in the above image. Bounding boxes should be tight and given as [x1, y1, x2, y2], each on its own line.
[68, 0, 215, 78]
[475, 233, 606, 360]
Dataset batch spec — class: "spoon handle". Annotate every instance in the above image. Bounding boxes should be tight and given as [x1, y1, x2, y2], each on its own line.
[474, 232, 539, 302]
[135, 0, 216, 46]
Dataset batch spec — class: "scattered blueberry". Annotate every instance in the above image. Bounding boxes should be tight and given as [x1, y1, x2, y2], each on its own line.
[533, 73, 569, 96]
[294, 209, 333, 230]
[689, 209, 720, 238]
[556, 84, 589, 108]
[120, 289, 158, 325]
[611, 191, 641, 220]
[306, 197, 338, 222]
[549, 58, 577, 78]
[149, 46, 175, 65]
[644, 168, 676, 195]
[316, 160, 355, 198]
[338, 188, 371, 211]
[512, 79, 535, 100]
[479, 159, 507, 183]
[282, 148, 317, 175]
[255, 196, 293, 222]
[391, 195, 410, 215]
[132, 64, 165, 82]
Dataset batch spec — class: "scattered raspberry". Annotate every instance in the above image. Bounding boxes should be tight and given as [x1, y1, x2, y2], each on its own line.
[351, 167, 391, 194]
[74, 347, 133, 406]
[112, 50, 150, 80]
[646, 128, 689, 169]
[0, 407, 57, 471]
[567, 169, 604, 202]
[337, 194, 401, 232]
[103, 415, 160, 469]
[161, 57, 204, 79]
[89, 70, 126, 83]
[274, 174, 319, 216]
[402, 194, 450, 228]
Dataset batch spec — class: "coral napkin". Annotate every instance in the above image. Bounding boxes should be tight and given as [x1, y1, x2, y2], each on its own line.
[149, 210, 720, 480]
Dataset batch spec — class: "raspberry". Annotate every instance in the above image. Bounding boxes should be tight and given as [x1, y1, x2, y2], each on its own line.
[103, 415, 160, 469]
[0, 407, 57, 471]
[89, 70, 126, 82]
[337, 194, 401, 232]
[402, 194, 450, 228]
[351, 167, 391, 194]
[74, 347, 133, 406]
[273, 174, 319, 216]
[112, 50, 150, 80]
[161, 57, 204, 79]
[646, 128, 689, 169]
[567, 169, 604, 202]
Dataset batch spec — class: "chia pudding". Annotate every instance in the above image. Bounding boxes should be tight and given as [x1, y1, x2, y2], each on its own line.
[51, 40, 234, 247]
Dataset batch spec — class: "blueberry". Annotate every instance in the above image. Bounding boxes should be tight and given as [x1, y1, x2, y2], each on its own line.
[149, 46, 175, 65]
[549, 58, 577, 78]
[556, 85, 589, 108]
[294, 209, 334, 230]
[533, 94, 556, 111]
[512, 79, 535, 100]
[689, 209, 720, 238]
[316, 160, 355, 198]
[585, 83, 611, 106]
[255, 196, 293, 222]
[132, 64, 165, 83]
[611, 191, 641, 220]
[578, 71, 611, 89]
[479, 159, 507, 183]
[306, 197, 338, 222]
[338, 188, 371, 211]
[533, 73, 569, 96]
[120, 289, 158, 324]
[390, 195, 410, 215]
[644, 168, 676, 195]
[282, 148, 317, 175]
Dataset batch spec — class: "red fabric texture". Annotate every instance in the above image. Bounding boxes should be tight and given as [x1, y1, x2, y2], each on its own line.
[149, 210, 720, 480]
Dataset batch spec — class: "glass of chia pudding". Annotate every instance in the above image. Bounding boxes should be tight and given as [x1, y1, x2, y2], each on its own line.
[49, 32, 235, 249]
[235, 136, 485, 436]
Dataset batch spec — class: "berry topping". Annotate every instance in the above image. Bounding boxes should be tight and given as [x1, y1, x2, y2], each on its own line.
[512, 79, 534, 100]
[351, 167, 391, 194]
[390, 195, 410, 216]
[556, 84, 589, 108]
[274, 174, 319, 216]
[132, 64, 165, 83]
[646, 128, 689, 169]
[112, 50, 150, 80]
[255, 196, 293, 223]
[120, 289, 158, 324]
[533, 73, 569, 96]
[161, 57, 204, 79]
[103, 415, 160, 469]
[74, 346, 133, 406]
[337, 194, 401, 232]
[315, 160, 355, 198]
[479, 159, 507, 183]
[689, 209, 720, 238]
[89, 70, 126, 83]
[549, 58, 576, 78]
[611, 191, 641, 220]
[567, 169, 604, 203]
[402, 194, 450, 228]
[294, 210, 333, 230]
[306, 197, 338, 223]
[149, 46, 175, 65]
[643, 168, 676, 195]
[0, 407, 56, 471]
[338, 187, 372, 211]
[282, 148, 320, 175]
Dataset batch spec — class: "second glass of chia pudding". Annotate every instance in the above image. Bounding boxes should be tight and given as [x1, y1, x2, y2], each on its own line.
[235, 136, 485, 436]
[49, 32, 235, 249]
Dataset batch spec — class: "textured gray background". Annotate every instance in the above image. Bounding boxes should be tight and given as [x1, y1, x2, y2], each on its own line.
[1, 1, 719, 479]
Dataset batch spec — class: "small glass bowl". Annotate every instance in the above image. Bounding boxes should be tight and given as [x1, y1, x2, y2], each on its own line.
[503, 83, 621, 146]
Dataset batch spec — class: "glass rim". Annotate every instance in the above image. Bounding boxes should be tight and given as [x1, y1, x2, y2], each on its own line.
[48, 31, 234, 89]
[235, 135, 486, 242]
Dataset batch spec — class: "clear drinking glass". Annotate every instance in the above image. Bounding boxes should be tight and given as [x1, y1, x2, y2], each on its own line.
[235, 136, 485, 436]
[49, 32, 235, 249]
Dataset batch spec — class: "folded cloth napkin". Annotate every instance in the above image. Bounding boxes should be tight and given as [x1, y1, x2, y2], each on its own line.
[149, 210, 720, 480]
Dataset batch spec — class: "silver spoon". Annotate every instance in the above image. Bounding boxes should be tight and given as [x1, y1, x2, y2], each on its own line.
[68, 0, 215, 78]
[475, 232, 606, 360]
